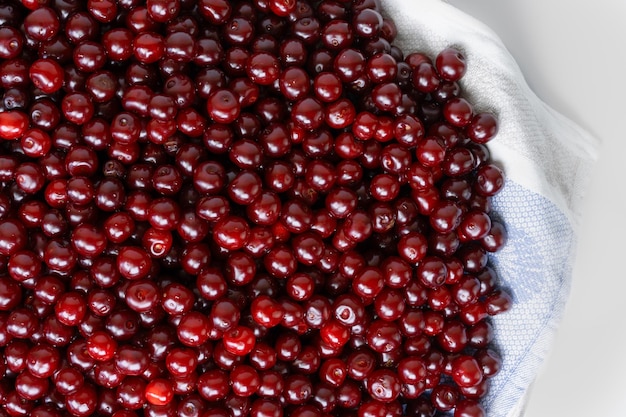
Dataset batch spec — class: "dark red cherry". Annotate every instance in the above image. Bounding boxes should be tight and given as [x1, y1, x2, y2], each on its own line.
[366, 369, 401, 403]
[24, 7, 60, 42]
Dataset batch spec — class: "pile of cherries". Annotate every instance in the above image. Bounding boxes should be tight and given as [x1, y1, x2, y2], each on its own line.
[0, 0, 512, 416]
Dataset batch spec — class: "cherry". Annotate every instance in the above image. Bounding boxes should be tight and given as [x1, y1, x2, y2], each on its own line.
[367, 369, 402, 403]
[467, 112, 499, 144]
[7, 307, 39, 338]
[114, 344, 150, 376]
[435, 48, 467, 82]
[207, 88, 241, 123]
[125, 279, 160, 313]
[292, 97, 325, 130]
[223, 325, 256, 356]
[54, 291, 87, 327]
[0, 219, 27, 256]
[0, 26, 23, 59]
[247, 52, 280, 85]
[116, 246, 152, 280]
[73, 41, 107, 73]
[86, 330, 117, 362]
[53, 366, 85, 395]
[177, 311, 210, 347]
[133, 32, 165, 64]
[0, 276, 22, 310]
[475, 163, 505, 196]
[455, 399, 486, 417]
[87, 0, 118, 22]
[197, 369, 230, 401]
[0, 110, 29, 140]
[24, 7, 60, 42]
[431, 384, 459, 412]
[452, 355, 484, 388]
[29, 59, 64, 94]
[374, 288, 405, 321]
[144, 378, 175, 406]
[116, 376, 147, 410]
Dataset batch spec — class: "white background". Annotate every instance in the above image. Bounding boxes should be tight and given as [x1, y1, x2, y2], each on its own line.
[446, 0, 626, 416]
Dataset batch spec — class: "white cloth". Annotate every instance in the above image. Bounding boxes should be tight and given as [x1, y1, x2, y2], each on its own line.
[380, 0, 599, 415]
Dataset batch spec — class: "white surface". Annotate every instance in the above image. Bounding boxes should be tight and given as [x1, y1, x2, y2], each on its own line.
[445, 1, 626, 416]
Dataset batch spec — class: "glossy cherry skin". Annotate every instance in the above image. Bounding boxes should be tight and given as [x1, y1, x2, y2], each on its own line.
[0, 26, 23, 59]
[24, 7, 60, 42]
[207, 88, 241, 123]
[29, 58, 64, 93]
[0, 3, 512, 413]
[117, 246, 153, 280]
[144, 378, 175, 406]
[177, 311, 211, 347]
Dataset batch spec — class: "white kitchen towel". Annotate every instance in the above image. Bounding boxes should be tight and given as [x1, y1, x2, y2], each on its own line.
[380, 0, 600, 416]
